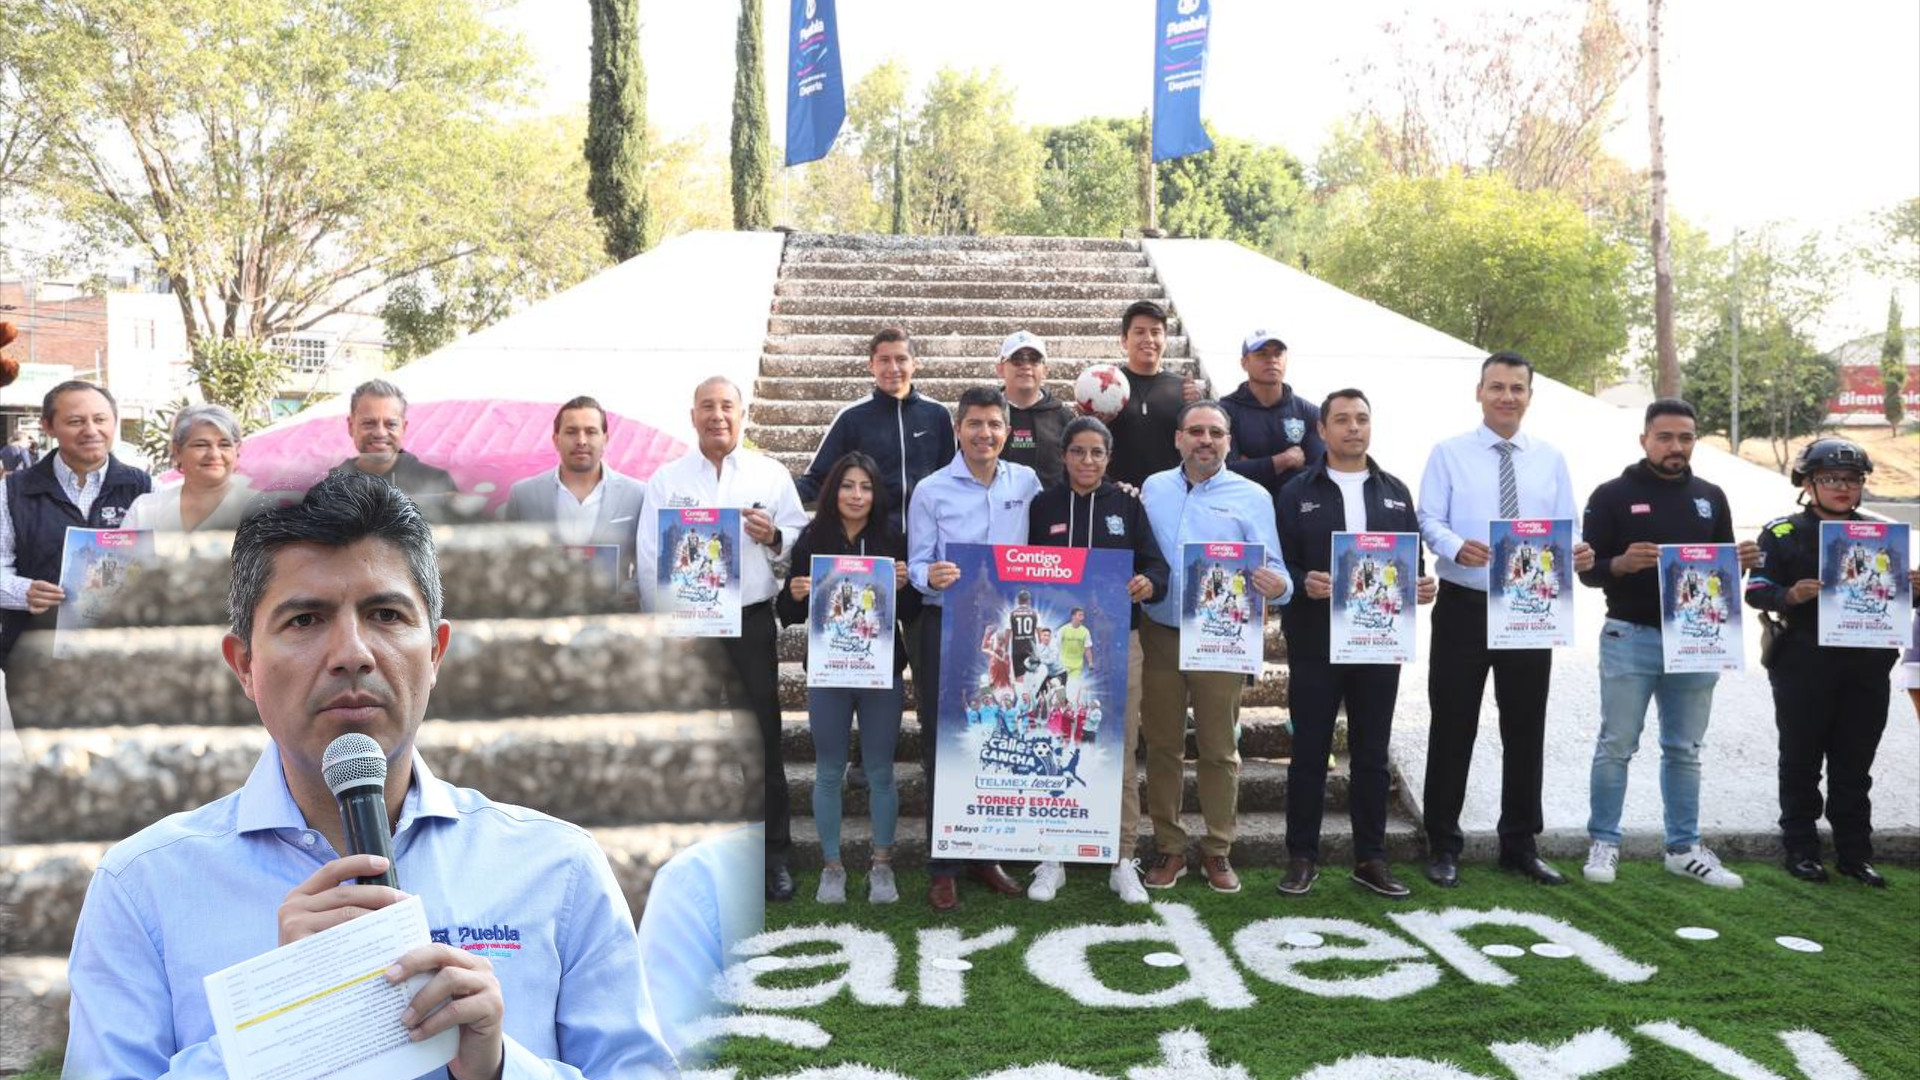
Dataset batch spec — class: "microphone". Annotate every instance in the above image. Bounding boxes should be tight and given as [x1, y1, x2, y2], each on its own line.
[320, 733, 399, 889]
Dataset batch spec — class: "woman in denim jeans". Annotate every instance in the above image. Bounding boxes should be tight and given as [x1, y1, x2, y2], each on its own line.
[778, 451, 919, 903]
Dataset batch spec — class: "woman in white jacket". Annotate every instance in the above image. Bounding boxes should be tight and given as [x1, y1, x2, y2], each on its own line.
[122, 404, 253, 532]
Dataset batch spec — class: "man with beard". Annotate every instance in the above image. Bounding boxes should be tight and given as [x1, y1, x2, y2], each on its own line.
[504, 396, 646, 593]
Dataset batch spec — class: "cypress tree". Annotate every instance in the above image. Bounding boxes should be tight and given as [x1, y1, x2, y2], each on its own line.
[889, 120, 907, 235]
[586, 0, 651, 260]
[1882, 292, 1907, 430]
[730, 0, 772, 229]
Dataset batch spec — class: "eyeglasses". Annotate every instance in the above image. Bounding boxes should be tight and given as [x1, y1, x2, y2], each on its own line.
[1182, 426, 1228, 439]
[1812, 474, 1865, 489]
[1003, 353, 1044, 366]
[1065, 446, 1108, 461]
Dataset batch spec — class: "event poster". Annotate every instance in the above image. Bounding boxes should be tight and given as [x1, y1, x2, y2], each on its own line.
[806, 554, 895, 690]
[56, 527, 156, 656]
[1657, 544, 1745, 673]
[932, 543, 1131, 864]
[1329, 532, 1419, 664]
[1818, 520, 1912, 649]
[1487, 518, 1575, 649]
[1179, 542, 1265, 675]
[656, 507, 741, 637]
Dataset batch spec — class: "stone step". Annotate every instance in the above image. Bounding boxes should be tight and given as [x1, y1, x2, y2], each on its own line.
[787, 758, 1345, 819]
[3, 713, 755, 843]
[774, 659, 1290, 714]
[788, 811, 1423, 870]
[772, 297, 1149, 320]
[783, 248, 1148, 269]
[750, 376, 1076, 406]
[774, 280, 1165, 301]
[0, 818, 741, 972]
[779, 263, 1160, 285]
[770, 617, 1286, 665]
[785, 233, 1141, 253]
[0, 954, 66, 1072]
[768, 314, 1150, 338]
[757, 354, 1131, 379]
[778, 707, 1323, 763]
[764, 334, 1189, 359]
[7, 616, 731, 728]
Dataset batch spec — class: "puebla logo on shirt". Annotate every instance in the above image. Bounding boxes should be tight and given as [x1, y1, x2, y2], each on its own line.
[432, 922, 526, 959]
[1283, 418, 1306, 444]
[1693, 498, 1712, 520]
[1105, 514, 1126, 536]
[98, 505, 126, 527]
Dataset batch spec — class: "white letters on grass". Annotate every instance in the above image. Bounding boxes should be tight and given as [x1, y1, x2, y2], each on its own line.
[1488, 1028, 1633, 1078]
[720, 924, 908, 1009]
[1023, 903, 1256, 1009]
[1231, 916, 1441, 1000]
[917, 926, 1017, 1008]
[1389, 908, 1658, 988]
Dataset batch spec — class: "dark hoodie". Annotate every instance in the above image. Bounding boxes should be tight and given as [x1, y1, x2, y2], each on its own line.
[1579, 460, 1733, 628]
[1220, 381, 1323, 496]
[1027, 480, 1170, 629]
[1003, 389, 1074, 489]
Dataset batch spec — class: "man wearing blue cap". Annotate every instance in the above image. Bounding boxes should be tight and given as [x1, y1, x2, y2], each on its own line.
[1219, 331, 1323, 498]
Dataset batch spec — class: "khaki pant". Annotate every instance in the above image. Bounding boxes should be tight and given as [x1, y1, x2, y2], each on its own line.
[1116, 630, 1145, 855]
[1139, 618, 1244, 858]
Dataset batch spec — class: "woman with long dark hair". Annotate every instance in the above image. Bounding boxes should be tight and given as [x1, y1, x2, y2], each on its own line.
[778, 451, 918, 903]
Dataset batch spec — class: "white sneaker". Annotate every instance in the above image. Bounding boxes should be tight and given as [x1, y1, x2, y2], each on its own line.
[1583, 841, 1620, 884]
[1109, 859, 1150, 904]
[1665, 845, 1744, 889]
[1029, 861, 1067, 902]
[816, 865, 847, 904]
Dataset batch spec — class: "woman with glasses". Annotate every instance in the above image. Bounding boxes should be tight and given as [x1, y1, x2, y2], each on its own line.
[1021, 415, 1169, 903]
[122, 404, 254, 532]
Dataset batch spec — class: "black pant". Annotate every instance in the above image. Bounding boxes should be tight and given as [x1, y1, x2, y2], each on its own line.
[1423, 582, 1552, 859]
[722, 601, 789, 861]
[1769, 637, 1896, 864]
[1286, 649, 1398, 862]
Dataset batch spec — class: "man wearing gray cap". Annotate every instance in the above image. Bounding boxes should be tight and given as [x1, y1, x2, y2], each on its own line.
[997, 330, 1075, 490]
[1219, 330, 1323, 498]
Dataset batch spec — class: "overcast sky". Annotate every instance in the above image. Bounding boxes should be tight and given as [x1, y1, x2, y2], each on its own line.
[494, 0, 1920, 342]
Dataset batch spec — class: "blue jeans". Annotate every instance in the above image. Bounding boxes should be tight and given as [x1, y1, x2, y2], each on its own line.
[808, 685, 903, 863]
[1588, 619, 1719, 850]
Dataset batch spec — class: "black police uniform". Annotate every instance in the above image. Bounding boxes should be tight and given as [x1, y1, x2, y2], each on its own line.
[1274, 457, 1423, 863]
[1745, 508, 1905, 866]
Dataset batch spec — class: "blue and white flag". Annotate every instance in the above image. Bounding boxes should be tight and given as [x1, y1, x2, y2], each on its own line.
[784, 0, 845, 166]
[1151, 0, 1212, 162]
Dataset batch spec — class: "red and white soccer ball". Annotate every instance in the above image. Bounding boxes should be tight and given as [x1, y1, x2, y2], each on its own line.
[1074, 363, 1129, 420]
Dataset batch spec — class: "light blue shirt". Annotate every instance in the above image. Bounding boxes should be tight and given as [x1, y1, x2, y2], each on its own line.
[906, 454, 1041, 605]
[63, 747, 676, 1080]
[635, 824, 764, 1063]
[1140, 465, 1291, 628]
[1417, 425, 1578, 591]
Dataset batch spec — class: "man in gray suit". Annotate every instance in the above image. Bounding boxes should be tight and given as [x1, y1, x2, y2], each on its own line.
[504, 396, 646, 592]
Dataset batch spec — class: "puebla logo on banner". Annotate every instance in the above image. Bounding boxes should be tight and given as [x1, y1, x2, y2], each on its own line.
[785, 0, 845, 166]
[1152, 0, 1212, 162]
[933, 543, 1133, 863]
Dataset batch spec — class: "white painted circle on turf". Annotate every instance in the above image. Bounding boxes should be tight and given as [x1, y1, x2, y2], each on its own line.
[744, 956, 788, 972]
[927, 957, 973, 972]
[1142, 952, 1186, 968]
[1284, 932, 1325, 948]
[1481, 944, 1526, 958]
[1776, 936, 1824, 953]
[1530, 943, 1576, 959]
[1675, 927, 1720, 941]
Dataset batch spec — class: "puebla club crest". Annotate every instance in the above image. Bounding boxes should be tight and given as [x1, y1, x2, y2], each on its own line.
[1693, 498, 1712, 520]
[1283, 418, 1306, 444]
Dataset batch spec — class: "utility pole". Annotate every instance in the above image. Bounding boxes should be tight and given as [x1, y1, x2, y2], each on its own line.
[1730, 229, 1742, 452]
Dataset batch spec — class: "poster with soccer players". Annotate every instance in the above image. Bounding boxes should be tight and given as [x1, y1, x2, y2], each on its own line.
[806, 554, 895, 689]
[1486, 518, 1575, 649]
[1179, 541, 1264, 675]
[56, 527, 156, 657]
[656, 507, 742, 637]
[933, 543, 1131, 864]
[1329, 532, 1419, 664]
[1658, 543, 1745, 673]
[1817, 521, 1911, 649]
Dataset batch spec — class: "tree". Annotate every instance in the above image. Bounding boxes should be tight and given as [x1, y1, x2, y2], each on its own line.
[1882, 292, 1908, 429]
[12, 0, 531, 346]
[845, 59, 910, 232]
[1316, 172, 1631, 389]
[1683, 316, 1837, 471]
[135, 338, 291, 465]
[1857, 197, 1920, 283]
[1015, 118, 1138, 238]
[1157, 129, 1308, 255]
[1646, 0, 1678, 397]
[586, 0, 652, 261]
[730, 0, 772, 229]
[906, 68, 1038, 235]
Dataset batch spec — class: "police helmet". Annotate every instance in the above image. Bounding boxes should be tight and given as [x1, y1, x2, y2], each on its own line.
[1790, 438, 1874, 486]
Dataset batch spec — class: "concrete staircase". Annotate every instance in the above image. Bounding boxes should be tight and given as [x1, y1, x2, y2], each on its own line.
[748, 233, 1419, 881]
[0, 527, 757, 1070]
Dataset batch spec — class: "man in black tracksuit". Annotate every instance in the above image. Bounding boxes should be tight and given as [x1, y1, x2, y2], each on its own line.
[1745, 438, 1919, 888]
[1274, 388, 1433, 899]
[1221, 330, 1324, 497]
[1024, 414, 1170, 903]
[795, 328, 956, 533]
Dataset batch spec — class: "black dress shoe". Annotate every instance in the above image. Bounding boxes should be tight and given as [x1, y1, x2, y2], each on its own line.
[1784, 855, 1830, 883]
[1425, 853, 1459, 888]
[1500, 854, 1568, 886]
[1837, 861, 1887, 888]
[766, 862, 795, 902]
[1351, 859, 1411, 899]
[1276, 857, 1319, 896]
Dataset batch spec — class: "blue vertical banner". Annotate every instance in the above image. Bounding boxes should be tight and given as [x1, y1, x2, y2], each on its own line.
[785, 0, 846, 166]
[1152, 0, 1213, 162]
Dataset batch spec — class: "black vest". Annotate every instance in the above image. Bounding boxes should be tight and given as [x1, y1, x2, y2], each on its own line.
[2, 454, 152, 663]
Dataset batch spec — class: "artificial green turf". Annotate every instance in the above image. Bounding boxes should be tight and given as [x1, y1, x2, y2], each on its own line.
[716, 860, 1919, 1079]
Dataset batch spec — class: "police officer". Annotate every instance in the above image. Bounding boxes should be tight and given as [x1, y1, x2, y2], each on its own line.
[1746, 439, 1920, 887]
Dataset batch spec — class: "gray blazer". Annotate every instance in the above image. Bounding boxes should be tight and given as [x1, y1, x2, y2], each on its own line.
[503, 464, 647, 588]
